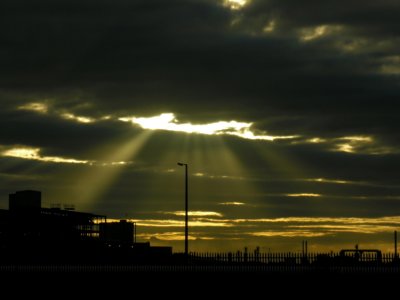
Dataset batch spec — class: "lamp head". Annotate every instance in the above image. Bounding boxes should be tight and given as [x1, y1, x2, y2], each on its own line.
[177, 162, 184, 166]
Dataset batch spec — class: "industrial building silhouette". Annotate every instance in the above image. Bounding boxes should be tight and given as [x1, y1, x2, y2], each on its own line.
[0, 190, 172, 264]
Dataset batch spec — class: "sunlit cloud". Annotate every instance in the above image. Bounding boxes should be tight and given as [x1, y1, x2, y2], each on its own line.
[137, 232, 209, 241]
[2, 147, 89, 164]
[193, 172, 205, 177]
[119, 113, 299, 141]
[263, 20, 276, 33]
[192, 171, 247, 181]
[335, 136, 373, 153]
[336, 38, 369, 53]
[17, 102, 48, 113]
[286, 193, 322, 197]
[15, 102, 115, 125]
[1, 146, 136, 167]
[60, 113, 95, 124]
[300, 25, 342, 42]
[293, 135, 395, 155]
[163, 211, 223, 217]
[232, 216, 400, 225]
[223, 0, 248, 10]
[306, 178, 349, 185]
[307, 137, 327, 144]
[288, 224, 398, 234]
[130, 219, 232, 227]
[219, 202, 246, 206]
[250, 231, 327, 238]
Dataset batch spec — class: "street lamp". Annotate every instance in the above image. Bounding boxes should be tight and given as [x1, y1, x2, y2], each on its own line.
[177, 162, 188, 257]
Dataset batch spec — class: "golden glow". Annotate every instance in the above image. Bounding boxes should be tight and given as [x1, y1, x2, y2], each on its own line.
[307, 137, 327, 143]
[301, 25, 327, 41]
[61, 113, 95, 124]
[250, 231, 327, 237]
[263, 20, 276, 33]
[286, 193, 322, 197]
[119, 113, 298, 141]
[307, 178, 349, 185]
[130, 219, 232, 227]
[340, 136, 373, 142]
[300, 25, 341, 42]
[165, 211, 223, 217]
[193, 172, 206, 177]
[294, 135, 390, 155]
[114, 216, 400, 246]
[137, 232, 207, 241]
[288, 224, 397, 234]
[224, 0, 248, 10]
[219, 202, 246, 206]
[16, 102, 115, 124]
[18, 102, 48, 113]
[2, 147, 89, 164]
[335, 136, 373, 153]
[232, 216, 400, 225]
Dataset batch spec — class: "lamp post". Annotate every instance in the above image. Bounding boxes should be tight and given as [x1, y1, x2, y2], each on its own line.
[177, 162, 188, 257]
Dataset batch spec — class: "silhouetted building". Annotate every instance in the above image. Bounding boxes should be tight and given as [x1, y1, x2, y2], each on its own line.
[0, 190, 173, 264]
[9, 190, 41, 212]
[100, 220, 136, 245]
[4, 190, 105, 245]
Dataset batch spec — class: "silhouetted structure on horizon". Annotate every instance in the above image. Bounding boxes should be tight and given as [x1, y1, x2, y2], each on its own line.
[0, 190, 172, 265]
[1, 191, 400, 272]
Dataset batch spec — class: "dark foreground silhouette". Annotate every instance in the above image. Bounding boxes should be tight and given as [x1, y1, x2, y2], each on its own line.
[1, 190, 399, 274]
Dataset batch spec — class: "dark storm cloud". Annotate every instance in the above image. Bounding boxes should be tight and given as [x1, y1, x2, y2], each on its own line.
[1, 0, 399, 144]
[241, 0, 400, 36]
[0, 107, 142, 159]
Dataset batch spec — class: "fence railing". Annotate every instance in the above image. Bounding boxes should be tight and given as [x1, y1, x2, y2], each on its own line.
[185, 251, 400, 267]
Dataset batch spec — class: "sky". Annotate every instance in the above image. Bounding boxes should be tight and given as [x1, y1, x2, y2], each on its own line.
[1, 0, 400, 253]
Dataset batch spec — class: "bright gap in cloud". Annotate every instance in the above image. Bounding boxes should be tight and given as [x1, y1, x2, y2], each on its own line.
[119, 113, 298, 141]
[163, 211, 223, 217]
[1, 146, 135, 166]
[60, 113, 95, 124]
[263, 20, 276, 33]
[306, 178, 349, 185]
[250, 231, 327, 238]
[2, 147, 89, 164]
[224, 0, 248, 10]
[300, 25, 342, 42]
[219, 202, 246, 206]
[129, 219, 231, 227]
[16, 102, 108, 124]
[18, 102, 48, 113]
[286, 193, 322, 197]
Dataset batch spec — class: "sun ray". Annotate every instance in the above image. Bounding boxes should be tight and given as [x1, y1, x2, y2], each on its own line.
[68, 131, 152, 211]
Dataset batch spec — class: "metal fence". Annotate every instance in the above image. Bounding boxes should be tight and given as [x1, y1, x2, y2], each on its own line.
[185, 251, 400, 269]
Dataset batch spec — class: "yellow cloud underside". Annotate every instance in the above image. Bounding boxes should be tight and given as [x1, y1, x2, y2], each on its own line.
[120, 113, 298, 141]
[18, 102, 48, 113]
[224, 0, 248, 10]
[163, 211, 223, 217]
[286, 193, 322, 197]
[2, 147, 89, 164]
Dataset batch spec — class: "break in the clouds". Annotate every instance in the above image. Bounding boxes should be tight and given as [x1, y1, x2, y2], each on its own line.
[0, 0, 399, 252]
